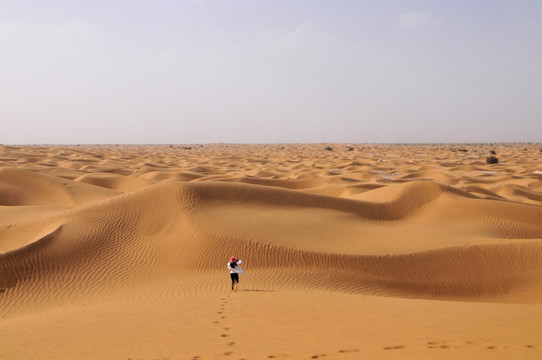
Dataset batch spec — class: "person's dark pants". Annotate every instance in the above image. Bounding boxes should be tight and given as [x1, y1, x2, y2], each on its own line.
[230, 273, 239, 290]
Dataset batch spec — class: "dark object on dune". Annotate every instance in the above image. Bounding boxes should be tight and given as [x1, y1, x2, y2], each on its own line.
[489, 150, 497, 155]
[347, 146, 354, 151]
[486, 155, 499, 164]
[325, 147, 333, 151]
[451, 147, 468, 153]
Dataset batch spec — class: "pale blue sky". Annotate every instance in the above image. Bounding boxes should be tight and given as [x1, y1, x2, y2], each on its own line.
[1, 1, 541, 144]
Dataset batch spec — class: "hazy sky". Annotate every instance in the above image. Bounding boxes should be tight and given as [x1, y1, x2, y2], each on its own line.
[1, 1, 541, 144]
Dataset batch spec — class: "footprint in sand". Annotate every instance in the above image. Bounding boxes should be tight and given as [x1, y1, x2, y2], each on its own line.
[383, 345, 404, 350]
[427, 340, 450, 349]
[338, 349, 359, 353]
[214, 298, 228, 324]
[464, 339, 492, 346]
[217, 295, 242, 357]
[428, 340, 447, 345]
[267, 354, 289, 359]
[486, 345, 509, 350]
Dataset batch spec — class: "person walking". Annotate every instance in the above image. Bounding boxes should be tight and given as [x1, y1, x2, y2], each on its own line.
[227, 256, 244, 292]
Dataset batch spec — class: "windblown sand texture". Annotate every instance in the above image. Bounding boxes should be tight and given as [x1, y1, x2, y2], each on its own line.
[1, 143, 542, 360]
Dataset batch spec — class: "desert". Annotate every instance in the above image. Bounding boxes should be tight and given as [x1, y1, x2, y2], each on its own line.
[1, 143, 542, 359]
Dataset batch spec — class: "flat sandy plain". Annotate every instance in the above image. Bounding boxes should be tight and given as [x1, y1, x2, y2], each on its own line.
[1, 143, 542, 360]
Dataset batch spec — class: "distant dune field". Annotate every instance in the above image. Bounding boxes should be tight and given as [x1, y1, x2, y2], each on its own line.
[1, 143, 542, 360]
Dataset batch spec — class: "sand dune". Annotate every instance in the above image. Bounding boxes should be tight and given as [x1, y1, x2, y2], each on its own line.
[75, 172, 153, 192]
[1, 143, 542, 359]
[0, 167, 120, 206]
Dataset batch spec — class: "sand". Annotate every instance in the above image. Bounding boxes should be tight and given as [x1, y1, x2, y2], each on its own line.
[1, 143, 542, 360]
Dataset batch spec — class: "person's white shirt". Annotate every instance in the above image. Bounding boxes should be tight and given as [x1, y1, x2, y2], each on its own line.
[227, 260, 243, 274]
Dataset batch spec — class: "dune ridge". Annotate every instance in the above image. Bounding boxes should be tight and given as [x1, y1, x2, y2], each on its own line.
[2, 180, 542, 310]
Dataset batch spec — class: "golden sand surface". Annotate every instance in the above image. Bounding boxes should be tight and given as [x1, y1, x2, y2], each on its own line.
[1, 143, 542, 359]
